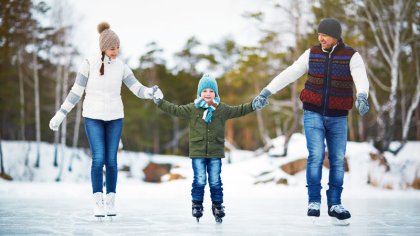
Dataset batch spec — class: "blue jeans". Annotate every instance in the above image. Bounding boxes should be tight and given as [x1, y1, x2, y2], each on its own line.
[84, 118, 123, 194]
[191, 158, 223, 203]
[303, 110, 347, 206]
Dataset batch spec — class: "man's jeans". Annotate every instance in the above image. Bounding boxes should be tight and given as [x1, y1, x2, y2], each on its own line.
[303, 110, 347, 206]
[84, 118, 123, 194]
[191, 158, 223, 203]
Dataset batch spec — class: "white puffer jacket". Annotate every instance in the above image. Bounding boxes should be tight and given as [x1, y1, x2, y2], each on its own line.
[57, 54, 150, 121]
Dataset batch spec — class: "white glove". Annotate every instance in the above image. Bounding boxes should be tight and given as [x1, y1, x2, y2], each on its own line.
[151, 85, 164, 104]
[143, 87, 154, 99]
[153, 87, 163, 100]
[49, 111, 66, 131]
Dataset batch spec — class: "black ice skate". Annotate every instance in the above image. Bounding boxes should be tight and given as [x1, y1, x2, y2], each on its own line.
[192, 202, 204, 222]
[328, 204, 351, 226]
[212, 203, 225, 223]
[307, 202, 320, 223]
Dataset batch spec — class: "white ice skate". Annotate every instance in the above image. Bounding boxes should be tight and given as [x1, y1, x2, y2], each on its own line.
[106, 192, 117, 219]
[93, 192, 106, 220]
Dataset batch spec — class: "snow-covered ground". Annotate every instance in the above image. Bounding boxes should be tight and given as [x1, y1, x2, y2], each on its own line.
[1, 134, 420, 235]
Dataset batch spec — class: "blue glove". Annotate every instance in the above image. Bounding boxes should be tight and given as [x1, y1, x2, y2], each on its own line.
[252, 88, 272, 110]
[355, 93, 369, 116]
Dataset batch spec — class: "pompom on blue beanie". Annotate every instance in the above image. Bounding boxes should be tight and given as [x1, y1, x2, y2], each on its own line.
[197, 74, 219, 98]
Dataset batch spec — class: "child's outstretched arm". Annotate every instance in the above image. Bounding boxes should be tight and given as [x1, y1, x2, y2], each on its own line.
[224, 101, 255, 120]
[152, 86, 192, 118]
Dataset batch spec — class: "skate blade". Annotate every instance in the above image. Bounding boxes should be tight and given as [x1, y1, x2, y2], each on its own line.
[331, 218, 350, 226]
[196, 217, 200, 223]
[95, 216, 105, 222]
[310, 216, 318, 224]
[215, 217, 223, 223]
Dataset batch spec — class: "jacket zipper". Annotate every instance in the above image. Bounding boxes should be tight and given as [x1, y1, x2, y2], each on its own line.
[205, 122, 209, 156]
[322, 50, 334, 116]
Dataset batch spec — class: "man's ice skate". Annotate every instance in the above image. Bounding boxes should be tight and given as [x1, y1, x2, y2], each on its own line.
[307, 202, 320, 223]
[192, 202, 204, 222]
[93, 192, 105, 221]
[106, 192, 116, 221]
[212, 203, 225, 223]
[328, 204, 351, 226]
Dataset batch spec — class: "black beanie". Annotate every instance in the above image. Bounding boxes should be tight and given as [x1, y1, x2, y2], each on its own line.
[317, 18, 342, 39]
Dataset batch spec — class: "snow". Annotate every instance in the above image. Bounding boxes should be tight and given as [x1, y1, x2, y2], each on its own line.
[1, 135, 420, 235]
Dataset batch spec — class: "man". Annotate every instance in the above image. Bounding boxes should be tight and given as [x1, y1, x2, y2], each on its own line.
[253, 18, 369, 224]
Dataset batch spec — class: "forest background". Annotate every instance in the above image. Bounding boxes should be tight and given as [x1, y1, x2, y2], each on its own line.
[0, 0, 418, 172]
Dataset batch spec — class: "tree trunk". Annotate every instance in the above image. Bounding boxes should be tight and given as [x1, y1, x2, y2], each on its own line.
[17, 47, 26, 141]
[56, 64, 69, 181]
[68, 102, 82, 172]
[281, 1, 304, 156]
[348, 112, 355, 141]
[33, 35, 41, 168]
[417, 104, 420, 140]
[60, 64, 69, 146]
[362, 0, 409, 152]
[53, 65, 62, 167]
[0, 131, 4, 175]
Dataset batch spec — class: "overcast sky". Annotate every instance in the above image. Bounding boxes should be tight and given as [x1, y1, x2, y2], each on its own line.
[58, 0, 268, 68]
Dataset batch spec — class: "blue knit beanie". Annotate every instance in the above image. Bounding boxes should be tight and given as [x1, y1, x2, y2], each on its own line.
[318, 18, 342, 39]
[197, 74, 219, 98]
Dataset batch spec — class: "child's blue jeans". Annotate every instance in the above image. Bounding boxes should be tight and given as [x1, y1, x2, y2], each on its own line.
[191, 158, 223, 203]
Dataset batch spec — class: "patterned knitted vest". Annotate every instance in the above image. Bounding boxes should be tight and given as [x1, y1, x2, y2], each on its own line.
[299, 42, 356, 117]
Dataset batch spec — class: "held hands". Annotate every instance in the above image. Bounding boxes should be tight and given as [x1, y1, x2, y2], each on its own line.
[252, 88, 272, 110]
[151, 85, 164, 104]
[143, 87, 155, 99]
[355, 93, 369, 116]
[144, 86, 164, 104]
[49, 111, 66, 131]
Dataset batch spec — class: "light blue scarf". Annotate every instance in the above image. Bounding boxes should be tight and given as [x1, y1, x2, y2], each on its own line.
[194, 97, 220, 123]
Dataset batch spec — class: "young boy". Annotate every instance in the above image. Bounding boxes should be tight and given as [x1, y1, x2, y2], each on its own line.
[152, 74, 261, 223]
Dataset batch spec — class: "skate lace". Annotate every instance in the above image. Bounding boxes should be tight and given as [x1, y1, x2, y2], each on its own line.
[213, 205, 225, 213]
[330, 204, 347, 213]
[106, 195, 115, 208]
[94, 193, 103, 207]
[308, 202, 320, 210]
[192, 204, 203, 210]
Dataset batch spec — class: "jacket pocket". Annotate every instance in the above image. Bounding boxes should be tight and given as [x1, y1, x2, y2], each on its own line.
[215, 137, 225, 143]
[191, 136, 204, 142]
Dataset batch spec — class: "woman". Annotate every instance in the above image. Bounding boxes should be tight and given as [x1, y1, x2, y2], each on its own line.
[49, 22, 160, 218]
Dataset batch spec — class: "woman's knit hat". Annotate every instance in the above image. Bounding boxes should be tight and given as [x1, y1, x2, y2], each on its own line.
[197, 74, 219, 98]
[317, 18, 342, 39]
[98, 22, 120, 52]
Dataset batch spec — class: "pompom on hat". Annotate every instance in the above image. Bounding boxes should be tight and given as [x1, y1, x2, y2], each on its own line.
[317, 18, 342, 40]
[97, 22, 120, 52]
[197, 74, 219, 98]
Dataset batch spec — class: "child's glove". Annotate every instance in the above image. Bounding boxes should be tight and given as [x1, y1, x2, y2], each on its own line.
[151, 85, 164, 104]
[355, 93, 369, 116]
[252, 88, 271, 110]
[49, 111, 66, 131]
